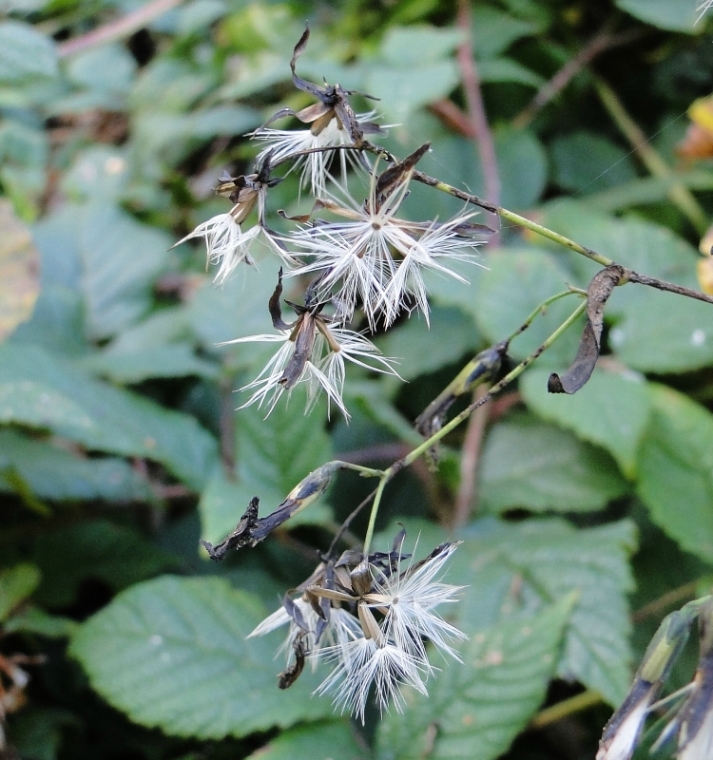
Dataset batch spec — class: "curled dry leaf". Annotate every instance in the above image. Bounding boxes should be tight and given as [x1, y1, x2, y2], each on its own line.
[548, 265, 624, 395]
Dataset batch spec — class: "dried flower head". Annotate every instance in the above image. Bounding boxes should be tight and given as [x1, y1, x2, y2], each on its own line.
[174, 157, 291, 283]
[223, 269, 399, 417]
[250, 533, 465, 723]
[598, 604, 698, 760]
[249, 27, 384, 196]
[287, 144, 487, 328]
[650, 602, 713, 760]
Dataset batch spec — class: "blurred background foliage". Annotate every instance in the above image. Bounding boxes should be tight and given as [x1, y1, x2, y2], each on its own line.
[2, 0, 713, 758]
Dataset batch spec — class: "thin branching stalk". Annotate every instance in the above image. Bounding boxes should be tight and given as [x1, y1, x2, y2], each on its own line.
[594, 78, 708, 235]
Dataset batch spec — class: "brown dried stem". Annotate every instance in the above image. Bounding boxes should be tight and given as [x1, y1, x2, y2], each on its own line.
[456, 0, 501, 240]
[57, 0, 184, 58]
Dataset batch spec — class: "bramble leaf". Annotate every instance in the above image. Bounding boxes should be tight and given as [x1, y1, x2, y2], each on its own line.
[70, 576, 334, 738]
[376, 597, 573, 760]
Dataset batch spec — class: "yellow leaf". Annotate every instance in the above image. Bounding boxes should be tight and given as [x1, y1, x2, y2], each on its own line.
[689, 96, 713, 136]
[0, 200, 39, 341]
[697, 257, 713, 296]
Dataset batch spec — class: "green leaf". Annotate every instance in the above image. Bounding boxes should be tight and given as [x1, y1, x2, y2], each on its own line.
[497, 127, 548, 210]
[65, 44, 136, 101]
[347, 382, 423, 447]
[0, 21, 58, 82]
[551, 132, 637, 194]
[478, 57, 543, 87]
[0, 429, 152, 501]
[450, 519, 637, 706]
[470, 248, 583, 367]
[520, 366, 651, 478]
[238, 390, 333, 497]
[78, 344, 219, 383]
[60, 147, 130, 202]
[70, 576, 333, 738]
[471, 5, 543, 59]
[587, 171, 713, 212]
[364, 60, 460, 121]
[376, 597, 573, 760]
[247, 720, 367, 760]
[33, 520, 179, 608]
[637, 384, 713, 562]
[132, 106, 261, 166]
[30, 201, 170, 340]
[186, 263, 285, 354]
[0, 563, 41, 622]
[79, 203, 171, 339]
[379, 26, 464, 65]
[532, 206, 713, 373]
[615, 0, 699, 33]
[0, 343, 218, 490]
[200, 388, 332, 544]
[3, 607, 78, 638]
[479, 413, 629, 513]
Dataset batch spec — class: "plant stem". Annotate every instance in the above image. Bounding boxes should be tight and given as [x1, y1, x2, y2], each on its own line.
[456, 0, 501, 241]
[332, 461, 385, 479]
[529, 690, 603, 728]
[362, 475, 388, 555]
[514, 26, 644, 129]
[399, 300, 587, 474]
[409, 169, 614, 266]
[507, 288, 586, 343]
[58, 0, 183, 57]
[632, 581, 700, 623]
[594, 78, 708, 235]
[453, 384, 490, 528]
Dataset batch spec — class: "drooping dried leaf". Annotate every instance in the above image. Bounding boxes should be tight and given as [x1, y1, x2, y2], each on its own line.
[548, 266, 623, 394]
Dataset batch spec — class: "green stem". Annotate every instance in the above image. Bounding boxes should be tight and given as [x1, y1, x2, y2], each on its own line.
[497, 206, 613, 266]
[507, 288, 586, 343]
[363, 142, 615, 266]
[362, 475, 388, 555]
[332, 461, 385, 479]
[594, 78, 708, 235]
[530, 690, 603, 729]
[411, 170, 614, 266]
[399, 300, 587, 471]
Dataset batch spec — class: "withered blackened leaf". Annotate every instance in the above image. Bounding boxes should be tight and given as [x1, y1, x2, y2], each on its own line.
[278, 633, 307, 689]
[269, 267, 294, 330]
[548, 265, 624, 394]
[414, 341, 508, 463]
[200, 497, 260, 560]
[375, 143, 430, 200]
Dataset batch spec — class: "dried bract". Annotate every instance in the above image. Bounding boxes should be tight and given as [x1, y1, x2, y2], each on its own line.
[249, 26, 385, 196]
[250, 534, 465, 723]
[223, 269, 399, 417]
[288, 145, 487, 328]
[174, 157, 291, 283]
